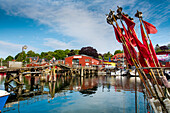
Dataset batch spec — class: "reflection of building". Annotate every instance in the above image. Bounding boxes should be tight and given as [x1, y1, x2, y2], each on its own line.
[156, 52, 170, 67]
[65, 55, 100, 67]
[111, 53, 128, 68]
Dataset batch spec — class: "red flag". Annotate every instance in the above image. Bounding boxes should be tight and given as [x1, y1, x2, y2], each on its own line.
[140, 24, 159, 67]
[149, 40, 159, 67]
[122, 14, 135, 30]
[121, 22, 130, 40]
[139, 54, 150, 74]
[141, 24, 149, 50]
[123, 45, 133, 65]
[130, 28, 153, 71]
[127, 29, 136, 47]
[131, 28, 151, 60]
[142, 20, 157, 34]
[123, 39, 137, 66]
[113, 24, 122, 43]
[121, 21, 136, 47]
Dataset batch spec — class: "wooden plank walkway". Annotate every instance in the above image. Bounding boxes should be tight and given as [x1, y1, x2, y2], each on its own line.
[0, 63, 71, 73]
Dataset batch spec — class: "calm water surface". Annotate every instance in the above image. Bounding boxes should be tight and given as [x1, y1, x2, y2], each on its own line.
[0, 75, 149, 113]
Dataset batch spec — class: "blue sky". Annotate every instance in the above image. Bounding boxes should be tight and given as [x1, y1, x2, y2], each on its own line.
[0, 0, 169, 58]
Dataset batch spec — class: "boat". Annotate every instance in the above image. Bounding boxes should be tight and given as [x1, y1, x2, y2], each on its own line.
[111, 69, 127, 76]
[0, 90, 10, 111]
[111, 70, 121, 76]
[129, 69, 139, 77]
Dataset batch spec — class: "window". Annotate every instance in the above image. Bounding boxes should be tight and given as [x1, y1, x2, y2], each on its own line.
[85, 59, 89, 62]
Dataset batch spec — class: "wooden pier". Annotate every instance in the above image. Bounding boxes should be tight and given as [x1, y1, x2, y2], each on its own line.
[0, 63, 99, 94]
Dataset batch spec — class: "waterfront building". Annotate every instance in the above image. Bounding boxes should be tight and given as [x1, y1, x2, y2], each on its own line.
[156, 51, 170, 67]
[65, 55, 100, 67]
[111, 53, 128, 69]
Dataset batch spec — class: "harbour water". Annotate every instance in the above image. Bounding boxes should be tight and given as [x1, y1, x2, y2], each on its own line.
[0, 74, 151, 113]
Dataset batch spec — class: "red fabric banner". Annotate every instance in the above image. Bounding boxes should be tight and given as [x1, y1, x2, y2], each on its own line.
[139, 54, 150, 74]
[149, 39, 159, 67]
[142, 20, 157, 34]
[140, 24, 149, 50]
[121, 22, 130, 40]
[123, 45, 134, 65]
[127, 29, 136, 47]
[140, 24, 159, 67]
[121, 21, 137, 47]
[113, 24, 122, 43]
[123, 39, 137, 66]
[122, 14, 135, 30]
[131, 28, 151, 60]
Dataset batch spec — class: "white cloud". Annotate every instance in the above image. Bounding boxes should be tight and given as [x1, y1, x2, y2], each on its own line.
[43, 38, 73, 49]
[0, 0, 169, 56]
[0, 41, 22, 58]
[0, 40, 38, 58]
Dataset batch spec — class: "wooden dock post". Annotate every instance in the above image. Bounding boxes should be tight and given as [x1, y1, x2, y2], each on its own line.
[30, 73, 35, 91]
[40, 70, 46, 82]
[53, 66, 56, 81]
[81, 67, 83, 77]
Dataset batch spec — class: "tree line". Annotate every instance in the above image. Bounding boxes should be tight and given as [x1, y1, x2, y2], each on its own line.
[2, 43, 168, 65]
[0, 46, 124, 65]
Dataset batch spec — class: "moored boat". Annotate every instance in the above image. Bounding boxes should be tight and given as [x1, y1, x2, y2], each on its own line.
[129, 69, 139, 77]
[0, 90, 10, 112]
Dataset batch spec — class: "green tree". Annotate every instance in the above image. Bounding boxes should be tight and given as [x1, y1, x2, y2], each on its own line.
[98, 56, 103, 60]
[40, 52, 48, 59]
[155, 44, 160, 51]
[27, 50, 40, 57]
[5, 55, 14, 62]
[44, 51, 54, 60]
[15, 51, 27, 62]
[54, 50, 66, 60]
[0, 58, 4, 61]
[103, 52, 113, 61]
[114, 50, 123, 55]
[65, 49, 70, 55]
[168, 44, 170, 49]
[79, 46, 98, 58]
[68, 49, 80, 56]
[74, 50, 80, 55]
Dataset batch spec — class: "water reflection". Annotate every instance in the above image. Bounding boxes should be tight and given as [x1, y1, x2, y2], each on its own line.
[0, 75, 147, 113]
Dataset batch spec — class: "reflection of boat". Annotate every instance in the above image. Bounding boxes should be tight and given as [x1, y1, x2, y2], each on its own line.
[111, 70, 127, 76]
[0, 90, 10, 111]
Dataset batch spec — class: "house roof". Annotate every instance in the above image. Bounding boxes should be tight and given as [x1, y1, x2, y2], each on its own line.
[111, 53, 125, 60]
[65, 54, 100, 61]
[27, 57, 39, 61]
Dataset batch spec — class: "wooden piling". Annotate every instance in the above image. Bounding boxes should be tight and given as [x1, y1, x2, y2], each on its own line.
[81, 67, 83, 77]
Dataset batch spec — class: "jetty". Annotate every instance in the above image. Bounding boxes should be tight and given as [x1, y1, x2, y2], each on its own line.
[0, 62, 100, 94]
